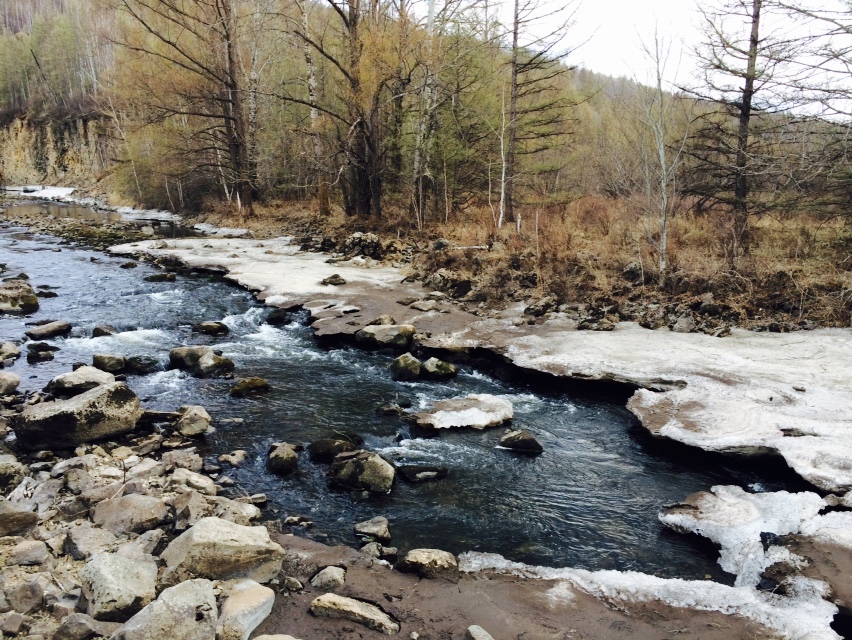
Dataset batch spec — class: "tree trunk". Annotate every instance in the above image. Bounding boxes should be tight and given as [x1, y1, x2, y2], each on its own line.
[504, 0, 521, 225]
[300, 0, 330, 215]
[732, 0, 761, 266]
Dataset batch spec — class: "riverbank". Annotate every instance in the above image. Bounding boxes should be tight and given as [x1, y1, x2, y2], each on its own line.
[1, 203, 850, 639]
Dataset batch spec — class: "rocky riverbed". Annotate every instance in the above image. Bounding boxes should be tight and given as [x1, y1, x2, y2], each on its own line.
[0, 202, 850, 639]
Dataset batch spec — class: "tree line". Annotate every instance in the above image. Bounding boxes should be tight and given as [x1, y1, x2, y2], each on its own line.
[2, 0, 852, 279]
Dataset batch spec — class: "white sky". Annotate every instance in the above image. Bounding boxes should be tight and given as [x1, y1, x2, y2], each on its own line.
[570, 0, 702, 86]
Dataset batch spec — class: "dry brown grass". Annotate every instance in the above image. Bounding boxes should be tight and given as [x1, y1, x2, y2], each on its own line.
[195, 194, 851, 327]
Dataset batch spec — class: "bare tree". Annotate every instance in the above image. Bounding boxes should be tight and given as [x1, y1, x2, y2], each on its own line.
[633, 29, 692, 283]
[116, 0, 260, 216]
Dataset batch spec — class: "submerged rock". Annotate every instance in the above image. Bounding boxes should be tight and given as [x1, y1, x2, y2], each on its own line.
[308, 439, 358, 463]
[11, 382, 142, 449]
[397, 548, 459, 582]
[230, 377, 270, 397]
[415, 394, 513, 430]
[0, 278, 39, 313]
[498, 429, 544, 455]
[389, 353, 421, 381]
[192, 321, 230, 336]
[125, 355, 162, 374]
[396, 465, 448, 484]
[328, 450, 395, 494]
[309, 593, 399, 635]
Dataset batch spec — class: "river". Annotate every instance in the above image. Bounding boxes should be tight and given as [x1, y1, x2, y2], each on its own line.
[0, 203, 807, 582]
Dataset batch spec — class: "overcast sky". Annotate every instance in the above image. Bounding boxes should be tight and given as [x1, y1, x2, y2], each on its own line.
[570, 0, 702, 86]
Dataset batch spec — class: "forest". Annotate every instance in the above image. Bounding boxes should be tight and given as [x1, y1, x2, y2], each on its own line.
[1, 0, 851, 327]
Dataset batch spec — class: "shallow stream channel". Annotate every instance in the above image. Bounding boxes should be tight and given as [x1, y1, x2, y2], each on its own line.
[0, 204, 809, 583]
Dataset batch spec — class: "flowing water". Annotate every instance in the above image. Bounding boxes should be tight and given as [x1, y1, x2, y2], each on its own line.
[0, 205, 804, 582]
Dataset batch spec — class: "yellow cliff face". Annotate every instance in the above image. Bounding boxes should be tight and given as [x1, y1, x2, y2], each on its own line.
[0, 116, 111, 187]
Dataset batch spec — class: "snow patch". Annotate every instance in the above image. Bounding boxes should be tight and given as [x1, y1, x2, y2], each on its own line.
[414, 393, 513, 429]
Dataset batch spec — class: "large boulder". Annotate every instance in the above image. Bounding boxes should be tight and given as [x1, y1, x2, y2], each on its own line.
[175, 405, 212, 436]
[310, 593, 399, 635]
[267, 443, 298, 475]
[389, 353, 421, 381]
[160, 517, 285, 584]
[46, 366, 115, 397]
[397, 548, 459, 582]
[11, 382, 142, 449]
[354, 324, 416, 350]
[169, 346, 234, 377]
[217, 579, 275, 640]
[415, 394, 513, 430]
[79, 552, 158, 621]
[91, 494, 169, 535]
[328, 451, 395, 494]
[112, 579, 217, 640]
[24, 320, 72, 339]
[0, 372, 21, 395]
[0, 278, 39, 313]
[0, 497, 38, 536]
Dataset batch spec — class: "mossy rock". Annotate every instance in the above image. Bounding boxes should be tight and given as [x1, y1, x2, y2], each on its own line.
[229, 376, 270, 398]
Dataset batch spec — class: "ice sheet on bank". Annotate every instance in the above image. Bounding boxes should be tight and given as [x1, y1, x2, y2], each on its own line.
[459, 551, 840, 640]
[658, 485, 826, 586]
[4, 186, 76, 199]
